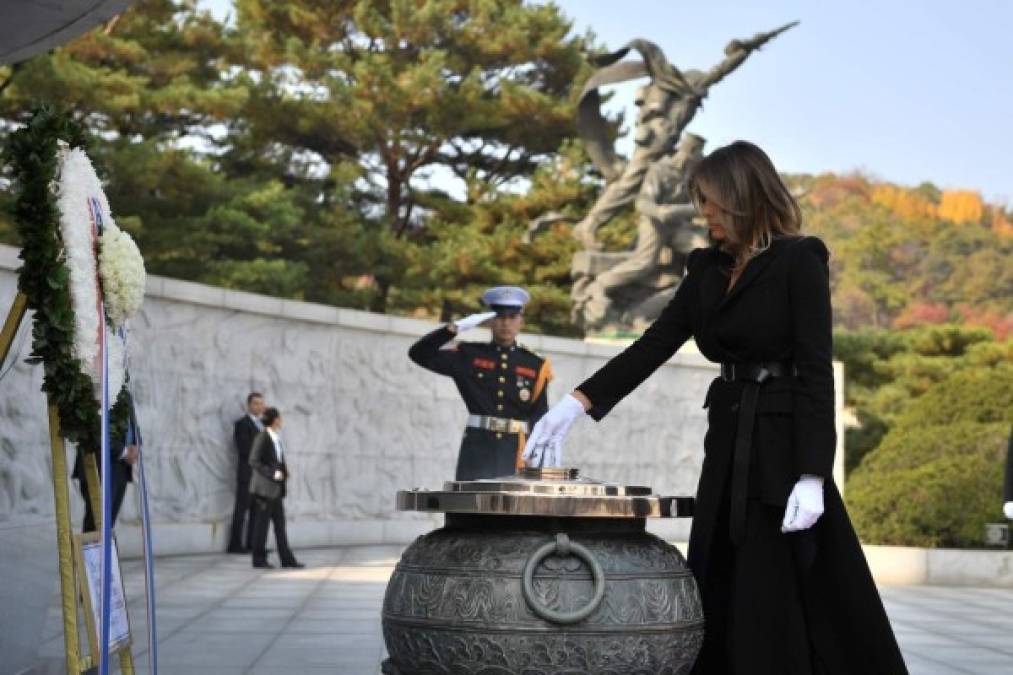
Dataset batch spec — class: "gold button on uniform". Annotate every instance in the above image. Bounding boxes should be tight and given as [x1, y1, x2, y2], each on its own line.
[497, 404, 504, 411]
[497, 390, 504, 397]
[499, 376, 505, 383]
[496, 433, 503, 439]
[500, 363, 507, 370]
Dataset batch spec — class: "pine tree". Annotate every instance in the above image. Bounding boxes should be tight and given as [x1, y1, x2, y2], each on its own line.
[392, 139, 596, 336]
[229, 0, 596, 311]
[2, 1, 603, 321]
[0, 1, 304, 291]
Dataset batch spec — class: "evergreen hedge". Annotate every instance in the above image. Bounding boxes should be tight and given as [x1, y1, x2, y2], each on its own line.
[847, 365, 1013, 547]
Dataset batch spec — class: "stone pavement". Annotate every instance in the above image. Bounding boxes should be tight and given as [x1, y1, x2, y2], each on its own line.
[31, 545, 1013, 675]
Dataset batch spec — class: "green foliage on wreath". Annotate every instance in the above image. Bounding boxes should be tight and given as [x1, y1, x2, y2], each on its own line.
[4, 106, 129, 453]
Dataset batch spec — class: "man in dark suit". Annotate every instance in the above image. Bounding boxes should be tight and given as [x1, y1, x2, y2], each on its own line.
[248, 407, 303, 569]
[74, 391, 139, 532]
[227, 392, 265, 554]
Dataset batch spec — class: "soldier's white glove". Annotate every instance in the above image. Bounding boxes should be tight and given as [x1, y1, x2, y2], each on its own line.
[522, 394, 586, 468]
[1004, 501, 1013, 520]
[273, 469, 284, 482]
[452, 311, 496, 333]
[781, 475, 824, 532]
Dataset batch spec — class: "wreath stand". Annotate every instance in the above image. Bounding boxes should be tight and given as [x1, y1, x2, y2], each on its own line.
[1, 292, 135, 674]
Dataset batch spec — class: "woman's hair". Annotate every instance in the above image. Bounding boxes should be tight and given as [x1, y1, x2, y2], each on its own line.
[688, 140, 802, 272]
[261, 407, 281, 427]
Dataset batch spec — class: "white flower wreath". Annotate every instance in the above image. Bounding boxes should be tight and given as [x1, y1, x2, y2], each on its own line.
[55, 147, 145, 401]
[99, 221, 146, 330]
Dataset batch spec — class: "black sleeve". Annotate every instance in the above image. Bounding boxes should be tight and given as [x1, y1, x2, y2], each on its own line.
[249, 432, 277, 480]
[234, 419, 252, 459]
[408, 326, 461, 377]
[576, 250, 701, 420]
[788, 237, 837, 478]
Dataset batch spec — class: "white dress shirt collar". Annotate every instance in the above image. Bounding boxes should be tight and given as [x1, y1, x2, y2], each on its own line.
[266, 427, 283, 463]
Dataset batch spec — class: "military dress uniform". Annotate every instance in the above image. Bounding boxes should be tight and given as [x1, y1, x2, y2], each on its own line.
[409, 288, 552, 480]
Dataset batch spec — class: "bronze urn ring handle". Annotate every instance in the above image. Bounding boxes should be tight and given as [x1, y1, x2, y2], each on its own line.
[521, 533, 606, 624]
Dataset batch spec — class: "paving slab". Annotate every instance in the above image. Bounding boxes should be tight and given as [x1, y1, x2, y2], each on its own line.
[26, 545, 1013, 675]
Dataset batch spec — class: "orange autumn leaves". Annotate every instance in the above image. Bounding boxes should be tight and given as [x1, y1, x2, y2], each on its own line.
[871, 184, 1010, 235]
[799, 174, 1012, 339]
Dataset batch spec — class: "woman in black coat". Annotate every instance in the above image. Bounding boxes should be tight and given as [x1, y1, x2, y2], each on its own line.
[524, 141, 907, 675]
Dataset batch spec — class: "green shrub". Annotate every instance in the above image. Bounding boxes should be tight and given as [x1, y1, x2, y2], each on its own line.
[834, 329, 908, 392]
[893, 364, 1013, 428]
[847, 365, 1013, 547]
[838, 328, 1013, 476]
[844, 409, 888, 475]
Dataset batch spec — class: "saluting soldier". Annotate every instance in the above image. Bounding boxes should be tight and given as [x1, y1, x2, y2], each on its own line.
[409, 286, 553, 479]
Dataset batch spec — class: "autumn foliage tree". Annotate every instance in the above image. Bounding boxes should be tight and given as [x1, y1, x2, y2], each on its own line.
[798, 173, 1012, 333]
[937, 189, 985, 224]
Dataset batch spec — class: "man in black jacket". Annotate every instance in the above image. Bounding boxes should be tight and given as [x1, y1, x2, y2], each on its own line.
[249, 407, 303, 568]
[227, 392, 265, 554]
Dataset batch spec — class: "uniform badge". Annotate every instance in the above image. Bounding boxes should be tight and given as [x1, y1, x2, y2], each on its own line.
[519, 388, 531, 402]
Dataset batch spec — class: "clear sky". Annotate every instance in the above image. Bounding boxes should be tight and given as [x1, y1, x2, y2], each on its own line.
[548, 0, 1013, 206]
[201, 0, 1012, 205]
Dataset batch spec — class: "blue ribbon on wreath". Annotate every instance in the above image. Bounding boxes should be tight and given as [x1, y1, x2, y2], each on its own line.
[92, 194, 113, 675]
[91, 196, 158, 675]
[122, 332, 158, 675]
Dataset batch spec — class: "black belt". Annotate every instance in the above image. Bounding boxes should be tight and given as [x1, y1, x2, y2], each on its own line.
[722, 360, 796, 546]
[720, 361, 795, 383]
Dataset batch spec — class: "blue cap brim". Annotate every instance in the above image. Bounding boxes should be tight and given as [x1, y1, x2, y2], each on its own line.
[489, 305, 523, 316]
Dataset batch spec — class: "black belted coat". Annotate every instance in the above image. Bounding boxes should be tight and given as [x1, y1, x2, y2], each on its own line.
[578, 236, 907, 675]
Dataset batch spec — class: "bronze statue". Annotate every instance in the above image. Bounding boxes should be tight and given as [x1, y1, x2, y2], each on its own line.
[572, 132, 708, 330]
[535, 22, 798, 332]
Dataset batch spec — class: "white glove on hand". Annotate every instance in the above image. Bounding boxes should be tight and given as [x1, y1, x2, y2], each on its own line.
[452, 311, 497, 333]
[522, 394, 586, 468]
[1004, 501, 1013, 520]
[781, 475, 825, 533]
[273, 469, 284, 482]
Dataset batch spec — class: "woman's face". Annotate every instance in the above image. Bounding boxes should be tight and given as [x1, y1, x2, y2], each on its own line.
[696, 187, 732, 242]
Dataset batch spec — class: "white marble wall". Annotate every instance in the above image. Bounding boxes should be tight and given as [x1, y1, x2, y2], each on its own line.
[0, 242, 844, 560]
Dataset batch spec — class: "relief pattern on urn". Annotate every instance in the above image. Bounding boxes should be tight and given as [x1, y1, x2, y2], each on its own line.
[383, 627, 702, 675]
[383, 470, 702, 675]
[382, 524, 703, 674]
